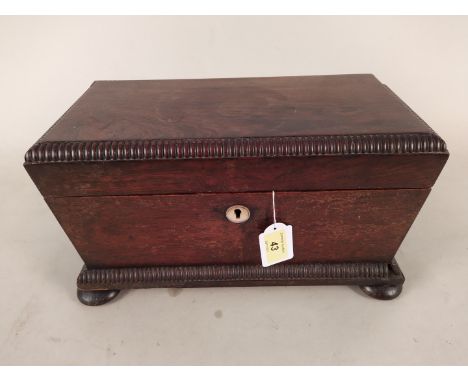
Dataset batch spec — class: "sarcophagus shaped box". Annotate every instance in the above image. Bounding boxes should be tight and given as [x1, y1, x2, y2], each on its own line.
[24, 75, 448, 305]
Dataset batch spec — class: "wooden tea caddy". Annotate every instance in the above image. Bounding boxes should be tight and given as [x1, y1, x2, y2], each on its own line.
[24, 75, 448, 305]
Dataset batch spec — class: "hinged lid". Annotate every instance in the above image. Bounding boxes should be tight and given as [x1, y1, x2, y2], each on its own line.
[24, 74, 448, 197]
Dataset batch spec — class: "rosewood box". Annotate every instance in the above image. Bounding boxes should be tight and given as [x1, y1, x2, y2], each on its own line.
[24, 75, 448, 305]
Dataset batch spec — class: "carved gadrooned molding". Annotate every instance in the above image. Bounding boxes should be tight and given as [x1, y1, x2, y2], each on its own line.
[25, 134, 447, 163]
[77, 261, 404, 290]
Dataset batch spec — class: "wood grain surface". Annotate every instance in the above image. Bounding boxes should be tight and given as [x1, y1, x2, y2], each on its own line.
[47, 189, 429, 268]
[36, 75, 437, 142]
[26, 155, 447, 197]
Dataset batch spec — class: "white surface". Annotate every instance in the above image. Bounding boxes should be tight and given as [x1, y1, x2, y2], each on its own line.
[0, 16, 467, 365]
[3, 0, 468, 15]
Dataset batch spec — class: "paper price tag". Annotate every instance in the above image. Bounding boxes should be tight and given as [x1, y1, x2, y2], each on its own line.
[259, 223, 294, 267]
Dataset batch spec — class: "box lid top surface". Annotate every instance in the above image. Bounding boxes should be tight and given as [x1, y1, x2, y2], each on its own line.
[26, 74, 447, 163]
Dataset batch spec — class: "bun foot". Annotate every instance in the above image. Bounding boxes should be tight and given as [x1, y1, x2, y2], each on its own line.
[359, 284, 402, 300]
[77, 289, 120, 306]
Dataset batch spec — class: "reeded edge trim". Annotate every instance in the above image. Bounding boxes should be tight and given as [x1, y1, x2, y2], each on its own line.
[25, 134, 448, 164]
[76, 261, 405, 290]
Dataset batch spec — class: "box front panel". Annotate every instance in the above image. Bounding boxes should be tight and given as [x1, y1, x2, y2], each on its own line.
[46, 189, 429, 268]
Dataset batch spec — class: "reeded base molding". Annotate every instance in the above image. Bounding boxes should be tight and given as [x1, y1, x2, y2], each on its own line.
[76, 259, 404, 305]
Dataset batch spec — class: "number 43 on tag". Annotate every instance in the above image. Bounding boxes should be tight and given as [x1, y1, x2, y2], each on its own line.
[258, 223, 294, 267]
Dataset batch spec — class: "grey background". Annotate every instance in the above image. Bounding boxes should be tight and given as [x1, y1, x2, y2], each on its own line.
[0, 16, 467, 365]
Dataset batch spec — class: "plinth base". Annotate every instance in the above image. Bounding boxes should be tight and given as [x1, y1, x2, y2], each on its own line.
[76, 259, 404, 305]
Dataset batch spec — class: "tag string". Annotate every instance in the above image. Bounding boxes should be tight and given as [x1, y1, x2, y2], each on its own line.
[272, 190, 277, 229]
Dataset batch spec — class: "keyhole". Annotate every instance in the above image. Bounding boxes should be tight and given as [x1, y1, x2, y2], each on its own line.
[226, 205, 250, 223]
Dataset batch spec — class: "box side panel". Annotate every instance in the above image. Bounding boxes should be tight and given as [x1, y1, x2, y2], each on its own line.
[26, 154, 448, 197]
[45, 189, 429, 268]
